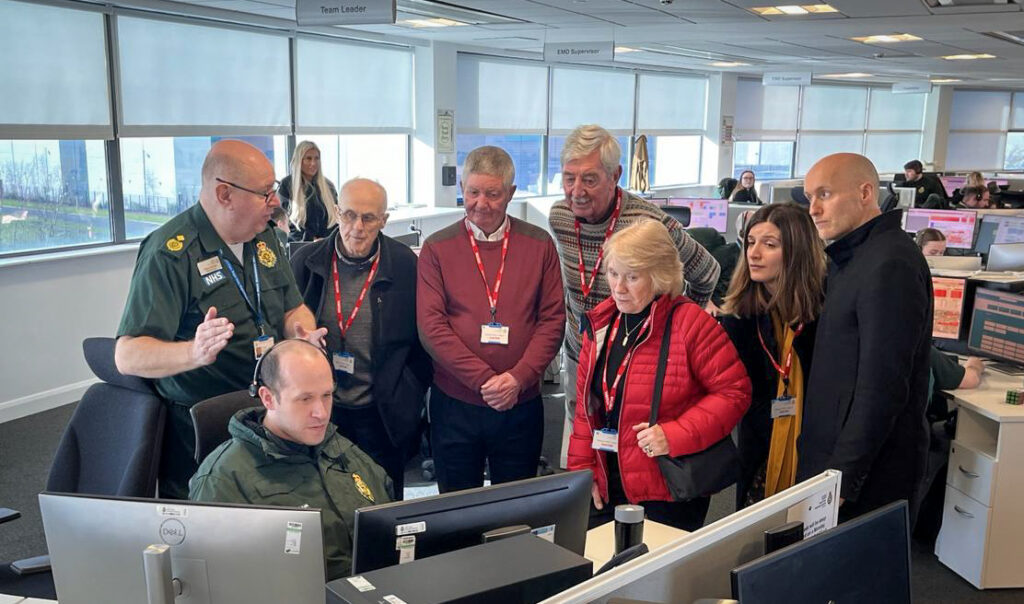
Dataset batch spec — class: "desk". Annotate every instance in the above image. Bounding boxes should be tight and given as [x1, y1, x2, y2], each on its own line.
[584, 520, 688, 570]
[937, 371, 1024, 588]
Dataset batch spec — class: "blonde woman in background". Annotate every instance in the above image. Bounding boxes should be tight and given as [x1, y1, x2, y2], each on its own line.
[279, 140, 338, 241]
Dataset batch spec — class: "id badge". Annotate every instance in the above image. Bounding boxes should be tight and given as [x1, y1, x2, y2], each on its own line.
[253, 335, 275, 360]
[480, 322, 510, 345]
[333, 351, 355, 375]
[592, 428, 619, 453]
[770, 395, 796, 419]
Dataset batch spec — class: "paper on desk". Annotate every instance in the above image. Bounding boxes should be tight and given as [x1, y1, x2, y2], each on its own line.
[971, 271, 1024, 282]
[930, 268, 979, 278]
[786, 479, 840, 539]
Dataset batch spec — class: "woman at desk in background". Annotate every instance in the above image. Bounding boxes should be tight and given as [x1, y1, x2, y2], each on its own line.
[279, 140, 338, 241]
[916, 228, 947, 257]
[719, 203, 824, 508]
[567, 220, 751, 531]
[729, 170, 762, 204]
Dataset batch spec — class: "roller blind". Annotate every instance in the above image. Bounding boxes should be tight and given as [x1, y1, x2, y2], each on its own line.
[551, 66, 635, 133]
[457, 55, 547, 133]
[0, 0, 111, 138]
[800, 86, 867, 131]
[951, 90, 1011, 131]
[636, 73, 707, 132]
[734, 79, 799, 133]
[117, 16, 291, 135]
[296, 37, 413, 132]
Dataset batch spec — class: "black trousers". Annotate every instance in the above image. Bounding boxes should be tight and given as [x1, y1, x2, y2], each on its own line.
[331, 404, 407, 500]
[429, 388, 544, 493]
[159, 402, 199, 500]
[587, 452, 710, 533]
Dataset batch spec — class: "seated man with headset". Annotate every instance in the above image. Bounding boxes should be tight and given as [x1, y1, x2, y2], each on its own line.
[189, 339, 392, 580]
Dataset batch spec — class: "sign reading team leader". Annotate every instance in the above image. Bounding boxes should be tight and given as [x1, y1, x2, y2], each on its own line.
[544, 42, 614, 63]
[763, 72, 812, 87]
[295, 0, 395, 25]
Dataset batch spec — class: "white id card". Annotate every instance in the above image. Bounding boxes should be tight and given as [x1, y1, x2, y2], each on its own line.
[333, 352, 355, 375]
[480, 323, 510, 345]
[253, 336, 275, 360]
[592, 428, 618, 453]
[770, 395, 796, 419]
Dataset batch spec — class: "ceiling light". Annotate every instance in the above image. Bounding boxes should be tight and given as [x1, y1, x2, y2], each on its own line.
[852, 33, 922, 44]
[930, 78, 961, 83]
[614, 46, 640, 54]
[942, 53, 996, 60]
[397, 17, 466, 28]
[711, 61, 750, 67]
[752, 4, 837, 15]
[820, 72, 872, 78]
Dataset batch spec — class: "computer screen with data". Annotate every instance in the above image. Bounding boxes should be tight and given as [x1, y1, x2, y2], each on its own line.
[939, 175, 966, 197]
[666, 198, 729, 232]
[932, 277, 967, 340]
[973, 214, 1024, 255]
[903, 209, 977, 249]
[968, 287, 1024, 365]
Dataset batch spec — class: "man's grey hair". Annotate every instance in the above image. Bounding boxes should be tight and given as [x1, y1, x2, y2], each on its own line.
[462, 146, 516, 190]
[560, 124, 621, 177]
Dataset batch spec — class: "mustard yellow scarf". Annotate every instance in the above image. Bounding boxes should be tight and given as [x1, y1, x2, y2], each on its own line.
[764, 312, 804, 498]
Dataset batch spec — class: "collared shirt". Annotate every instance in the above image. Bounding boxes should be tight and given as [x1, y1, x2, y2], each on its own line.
[465, 215, 510, 242]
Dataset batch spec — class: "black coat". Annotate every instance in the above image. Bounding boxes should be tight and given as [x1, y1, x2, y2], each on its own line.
[290, 230, 432, 451]
[721, 313, 816, 508]
[797, 211, 932, 522]
[279, 175, 337, 242]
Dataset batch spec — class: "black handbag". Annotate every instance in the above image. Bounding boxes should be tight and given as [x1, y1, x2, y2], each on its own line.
[650, 304, 740, 501]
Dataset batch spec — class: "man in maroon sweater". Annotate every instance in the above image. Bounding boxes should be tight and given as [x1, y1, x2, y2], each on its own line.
[417, 146, 566, 492]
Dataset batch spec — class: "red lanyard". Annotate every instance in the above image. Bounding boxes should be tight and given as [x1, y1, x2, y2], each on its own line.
[466, 221, 510, 323]
[601, 304, 656, 413]
[331, 252, 380, 337]
[756, 322, 804, 387]
[575, 189, 622, 301]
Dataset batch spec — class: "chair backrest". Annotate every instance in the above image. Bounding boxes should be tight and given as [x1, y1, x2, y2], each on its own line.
[45, 338, 165, 497]
[659, 205, 691, 227]
[190, 390, 258, 464]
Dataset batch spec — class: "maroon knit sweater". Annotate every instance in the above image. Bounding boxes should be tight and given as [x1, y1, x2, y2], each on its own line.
[417, 217, 566, 406]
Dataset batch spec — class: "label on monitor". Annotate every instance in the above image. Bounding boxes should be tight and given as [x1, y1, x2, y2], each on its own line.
[383, 596, 408, 604]
[396, 521, 426, 536]
[284, 521, 302, 555]
[347, 576, 376, 592]
[531, 524, 556, 543]
[156, 504, 187, 518]
[396, 535, 416, 564]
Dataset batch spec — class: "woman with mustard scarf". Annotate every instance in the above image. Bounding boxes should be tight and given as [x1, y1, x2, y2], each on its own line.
[720, 203, 826, 508]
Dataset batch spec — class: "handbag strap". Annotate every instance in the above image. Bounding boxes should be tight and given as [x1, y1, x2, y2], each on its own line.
[648, 302, 680, 426]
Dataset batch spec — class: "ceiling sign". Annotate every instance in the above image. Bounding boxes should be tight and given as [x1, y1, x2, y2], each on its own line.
[543, 41, 614, 63]
[763, 72, 812, 86]
[295, 0, 396, 25]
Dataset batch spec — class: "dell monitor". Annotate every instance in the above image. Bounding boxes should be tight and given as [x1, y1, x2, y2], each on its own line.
[902, 208, 977, 250]
[351, 470, 592, 575]
[39, 492, 326, 604]
[968, 286, 1024, 366]
[939, 175, 967, 197]
[731, 500, 911, 604]
[892, 186, 916, 210]
[986, 242, 1024, 272]
[973, 214, 1024, 256]
[665, 198, 729, 232]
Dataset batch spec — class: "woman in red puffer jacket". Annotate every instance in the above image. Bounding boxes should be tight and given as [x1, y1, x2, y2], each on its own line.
[568, 220, 751, 531]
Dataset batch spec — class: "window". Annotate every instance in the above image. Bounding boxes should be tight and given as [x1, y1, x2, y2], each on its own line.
[1006, 133, 1024, 170]
[297, 134, 409, 207]
[946, 90, 1012, 171]
[119, 135, 287, 239]
[455, 135, 543, 198]
[0, 139, 110, 254]
[648, 135, 702, 186]
[547, 135, 630, 194]
[733, 141, 794, 180]
[550, 67, 635, 132]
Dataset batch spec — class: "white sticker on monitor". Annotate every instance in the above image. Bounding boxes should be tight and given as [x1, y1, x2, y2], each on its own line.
[786, 485, 839, 539]
[383, 596, 408, 604]
[531, 524, 556, 543]
[396, 535, 416, 564]
[157, 505, 187, 518]
[284, 521, 302, 555]
[396, 521, 426, 536]
[347, 576, 376, 592]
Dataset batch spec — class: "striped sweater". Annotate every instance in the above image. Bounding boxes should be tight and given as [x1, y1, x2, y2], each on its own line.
[549, 189, 720, 361]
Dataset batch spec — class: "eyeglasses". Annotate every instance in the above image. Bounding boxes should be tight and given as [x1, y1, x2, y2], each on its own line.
[338, 209, 383, 227]
[216, 177, 281, 205]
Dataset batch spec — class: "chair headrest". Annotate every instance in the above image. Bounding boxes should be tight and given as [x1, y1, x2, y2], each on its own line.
[83, 337, 156, 394]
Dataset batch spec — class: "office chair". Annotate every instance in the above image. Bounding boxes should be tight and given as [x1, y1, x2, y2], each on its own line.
[0, 337, 166, 598]
[190, 389, 257, 464]
[659, 205, 691, 227]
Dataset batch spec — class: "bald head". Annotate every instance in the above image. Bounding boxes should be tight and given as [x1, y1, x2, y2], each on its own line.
[805, 153, 882, 242]
[201, 140, 273, 188]
[260, 339, 331, 394]
[339, 178, 388, 215]
[336, 178, 389, 258]
[199, 139, 279, 244]
[258, 339, 334, 446]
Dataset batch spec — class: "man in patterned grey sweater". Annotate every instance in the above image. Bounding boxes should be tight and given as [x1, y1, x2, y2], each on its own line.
[548, 124, 720, 466]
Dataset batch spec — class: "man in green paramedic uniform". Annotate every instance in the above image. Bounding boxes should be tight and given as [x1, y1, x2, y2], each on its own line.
[115, 140, 327, 499]
[188, 339, 392, 580]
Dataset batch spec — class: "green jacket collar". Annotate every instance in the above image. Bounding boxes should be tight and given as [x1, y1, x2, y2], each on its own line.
[190, 203, 231, 256]
[228, 407, 355, 467]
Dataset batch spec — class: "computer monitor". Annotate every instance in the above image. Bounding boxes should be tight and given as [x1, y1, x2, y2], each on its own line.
[902, 208, 977, 249]
[892, 186, 916, 210]
[665, 198, 728, 232]
[730, 501, 911, 604]
[968, 286, 1024, 365]
[351, 470, 592, 575]
[939, 175, 967, 197]
[987, 242, 1024, 272]
[973, 214, 1024, 255]
[39, 492, 326, 604]
[932, 277, 967, 340]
